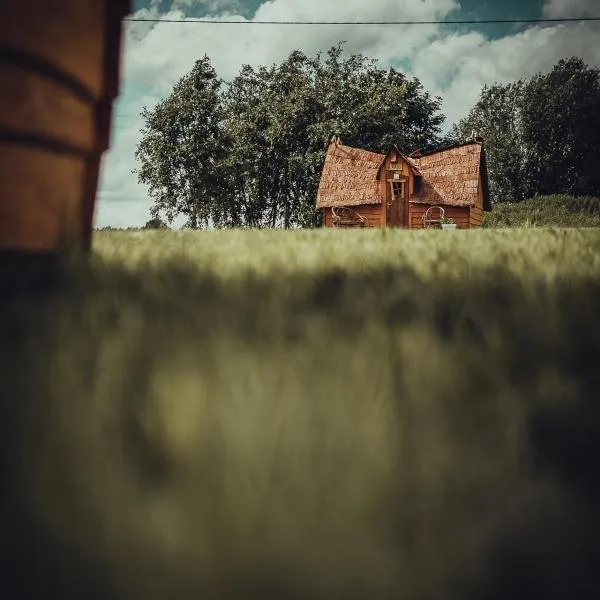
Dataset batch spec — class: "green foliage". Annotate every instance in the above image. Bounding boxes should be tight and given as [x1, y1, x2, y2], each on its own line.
[483, 194, 600, 228]
[143, 217, 169, 230]
[134, 56, 230, 229]
[2, 228, 600, 598]
[452, 58, 600, 203]
[136, 44, 445, 229]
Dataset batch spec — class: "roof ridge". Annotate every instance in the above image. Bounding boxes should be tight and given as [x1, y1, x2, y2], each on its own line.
[415, 139, 483, 158]
[330, 140, 387, 160]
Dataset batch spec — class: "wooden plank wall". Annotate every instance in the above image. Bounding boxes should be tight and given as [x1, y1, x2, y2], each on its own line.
[323, 205, 383, 228]
[358, 204, 384, 227]
[409, 204, 471, 229]
[470, 204, 484, 227]
[470, 183, 485, 227]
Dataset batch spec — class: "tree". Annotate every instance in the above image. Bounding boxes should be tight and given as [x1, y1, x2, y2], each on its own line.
[451, 58, 600, 203]
[222, 44, 445, 228]
[521, 58, 600, 197]
[134, 56, 230, 228]
[143, 217, 168, 229]
[135, 45, 446, 228]
[448, 81, 531, 202]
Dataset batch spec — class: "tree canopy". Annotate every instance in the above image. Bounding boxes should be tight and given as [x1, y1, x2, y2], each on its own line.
[135, 57, 228, 229]
[135, 44, 445, 228]
[451, 58, 600, 203]
[136, 48, 600, 221]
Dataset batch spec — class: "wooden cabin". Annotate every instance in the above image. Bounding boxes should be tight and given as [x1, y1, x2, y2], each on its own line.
[316, 136, 491, 229]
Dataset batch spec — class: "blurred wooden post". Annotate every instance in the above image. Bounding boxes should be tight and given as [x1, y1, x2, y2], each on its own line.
[0, 0, 130, 253]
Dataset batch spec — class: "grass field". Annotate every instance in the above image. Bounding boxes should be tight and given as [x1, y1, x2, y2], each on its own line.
[2, 227, 600, 600]
[483, 194, 600, 228]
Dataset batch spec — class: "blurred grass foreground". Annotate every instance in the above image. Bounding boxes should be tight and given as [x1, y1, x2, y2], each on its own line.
[1, 228, 600, 600]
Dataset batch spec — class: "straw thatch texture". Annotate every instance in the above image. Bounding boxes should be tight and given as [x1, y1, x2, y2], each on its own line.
[411, 143, 484, 208]
[316, 140, 490, 213]
[316, 141, 386, 209]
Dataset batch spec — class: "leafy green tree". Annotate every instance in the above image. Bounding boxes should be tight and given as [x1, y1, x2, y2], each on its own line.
[452, 58, 600, 203]
[222, 45, 445, 228]
[309, 44, 444, 154]
[134, 56, 230, 228]
[521, 58, 600, 197]
[143, 217, 168, 229]
[448, 81, 530, 202]
[135, 45, 445, 228]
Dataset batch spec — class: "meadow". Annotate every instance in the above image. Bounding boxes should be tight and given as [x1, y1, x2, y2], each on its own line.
[482, 194, 600, 228]
[1, 227, 600, 600]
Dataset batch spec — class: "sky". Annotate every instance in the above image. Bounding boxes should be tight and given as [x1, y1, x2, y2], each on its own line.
[96, 0, 600, 228]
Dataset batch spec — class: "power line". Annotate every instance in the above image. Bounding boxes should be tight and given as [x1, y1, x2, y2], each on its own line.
[123, 16, 600, 25]
[97, 196, 150, 201]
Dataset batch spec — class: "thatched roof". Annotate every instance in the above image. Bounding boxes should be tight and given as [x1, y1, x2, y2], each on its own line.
[411, 142, 491, 210]
[376, 148, 423, 178]
[316, 138, 386, 209]
[403, 155, 423, 177]
[316, 138, 491, 211]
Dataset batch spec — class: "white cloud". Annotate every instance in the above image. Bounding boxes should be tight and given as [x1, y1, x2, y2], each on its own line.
[410, 21, 600, 128]
[172, 0, 243, 12]
[96, 0, 600, 228]
[542, 0, 599, 18]
[122, 0, 459, 90]
[94, 197, 151, 229]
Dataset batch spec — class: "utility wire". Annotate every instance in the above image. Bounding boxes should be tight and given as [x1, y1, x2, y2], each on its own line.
[97, 197, 149, 200]
[123, 16, 600, 25]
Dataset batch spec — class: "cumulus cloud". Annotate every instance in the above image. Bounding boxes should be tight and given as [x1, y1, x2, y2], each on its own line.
[172, 0, 244, 12]
[95, 0, 600, 228]
[542, 0, 599, 18]
[123, 0, 458, 91]
[410, 20, 600, 127]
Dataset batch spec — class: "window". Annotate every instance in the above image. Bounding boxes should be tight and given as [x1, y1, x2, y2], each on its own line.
[392, 181, 404, 199]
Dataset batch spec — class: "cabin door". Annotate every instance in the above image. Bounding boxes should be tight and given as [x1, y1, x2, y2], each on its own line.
[388, 178, 407, 227]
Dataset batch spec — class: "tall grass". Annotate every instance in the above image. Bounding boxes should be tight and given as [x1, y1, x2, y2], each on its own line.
[1, 228, 600, 600]
[483, 194, 600, 228]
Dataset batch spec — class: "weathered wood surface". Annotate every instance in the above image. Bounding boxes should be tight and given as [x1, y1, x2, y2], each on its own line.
[410, 204, 472, 229]
[0, 0, 130, 252]
[324, 204, 382, 228]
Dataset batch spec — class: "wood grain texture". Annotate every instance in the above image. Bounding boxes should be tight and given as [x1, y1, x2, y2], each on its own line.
[410, 204, 472, 229]
[0, 0, 130, 251]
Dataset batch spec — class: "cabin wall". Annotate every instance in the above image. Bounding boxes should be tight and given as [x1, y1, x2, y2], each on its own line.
[379, 177, 387, 226]
[323, 204, 383, 228]
[469, 182, 485, 228]
[409, 204, 471, 229]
